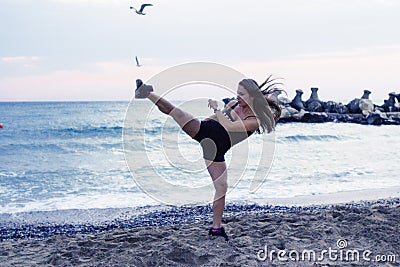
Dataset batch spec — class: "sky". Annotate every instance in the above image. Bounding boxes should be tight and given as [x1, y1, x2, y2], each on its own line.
[1, 0, 399, 103]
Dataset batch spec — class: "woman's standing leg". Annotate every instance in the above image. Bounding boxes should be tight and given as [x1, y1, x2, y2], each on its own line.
[205, 160, 228, 228]
[145, 92, 228, 228]
[146, 92, 201, 138]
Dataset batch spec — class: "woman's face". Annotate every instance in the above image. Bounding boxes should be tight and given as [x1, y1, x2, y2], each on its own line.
[237, 85, 253, 107]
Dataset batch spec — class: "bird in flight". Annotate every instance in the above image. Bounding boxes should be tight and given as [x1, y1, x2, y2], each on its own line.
[130, 4, 153, 15]
[135, 56, 141, 67]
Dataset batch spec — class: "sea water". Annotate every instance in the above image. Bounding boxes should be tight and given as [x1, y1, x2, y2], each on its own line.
[1, 101, 399, 214]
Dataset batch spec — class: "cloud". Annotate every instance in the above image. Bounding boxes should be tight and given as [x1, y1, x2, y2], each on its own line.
[0, 60, 168, 101]
[1, 56, 40, 63]
[295, 45, 400, 59]
[51, 0, 125, 5]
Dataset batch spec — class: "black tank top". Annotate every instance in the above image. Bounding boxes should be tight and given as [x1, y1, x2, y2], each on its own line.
[224, 102, 257, 136]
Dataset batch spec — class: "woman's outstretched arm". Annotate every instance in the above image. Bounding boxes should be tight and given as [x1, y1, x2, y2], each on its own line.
[208, 99, 258, 132]
[214, 110, 259, 132]
[204, 100, 236, 121]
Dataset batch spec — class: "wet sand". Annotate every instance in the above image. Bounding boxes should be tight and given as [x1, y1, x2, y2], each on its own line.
[1, 198, 399, 266]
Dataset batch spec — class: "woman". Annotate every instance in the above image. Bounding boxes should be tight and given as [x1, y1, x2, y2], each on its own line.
[135, 77, 282, 241]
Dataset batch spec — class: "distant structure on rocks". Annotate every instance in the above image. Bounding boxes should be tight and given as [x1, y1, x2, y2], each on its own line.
[278, 87, 400, 125]
[381, 92, 399, 112]
[305, 87, 323, 112]
[290, 90, 306, 111]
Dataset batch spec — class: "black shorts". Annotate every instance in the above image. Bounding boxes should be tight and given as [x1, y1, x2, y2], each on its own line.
[192, 120, 231, 162]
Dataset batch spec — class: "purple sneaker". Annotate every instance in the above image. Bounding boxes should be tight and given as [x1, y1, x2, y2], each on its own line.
[208, 226, 229, 241]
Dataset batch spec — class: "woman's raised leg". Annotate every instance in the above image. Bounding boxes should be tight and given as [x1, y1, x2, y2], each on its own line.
[205, 159, 228, 229]
[146, 92, 201, 138]
[145, 91, 228, 229]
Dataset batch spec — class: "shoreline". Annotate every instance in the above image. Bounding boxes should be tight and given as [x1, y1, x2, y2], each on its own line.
[1, 187, 399, 240]
[2, 186, 399, 226]
[1, 196, 399, 266]
[258, 186, 400, 206]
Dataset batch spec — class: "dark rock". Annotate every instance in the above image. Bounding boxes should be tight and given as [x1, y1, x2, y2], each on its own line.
[381, 92, 396, 112]
[324, 101, 349, 114]
[394, 93, 400, 112]
[395, 93, 400, 103]
[347, 98, 361, 114]
[385, 119, 400, 125]
[323, 101, 337, 113]
[337, 103, 349, 114]
[336, 114, 364, 124]
[301, 112, 328, 123]
[290, 89, 306, 111]
[367, 113, 384, 125]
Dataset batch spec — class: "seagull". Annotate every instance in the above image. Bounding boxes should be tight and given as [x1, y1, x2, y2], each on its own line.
[130, 4, 153, 15]
[135, 56, 141, 67]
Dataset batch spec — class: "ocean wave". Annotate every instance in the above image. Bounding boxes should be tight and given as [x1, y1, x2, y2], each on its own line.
[58, 126, 123, 137]
[2, 141, 123, 154]
[0, 171, 20, 178]
[2, 143, 69, 153]
[3, 126, 124, 141]
[280, 134, 342, 142]
[144, 126, 182, 135]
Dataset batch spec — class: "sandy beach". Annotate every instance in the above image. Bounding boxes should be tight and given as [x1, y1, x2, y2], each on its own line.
[1, 197, 399, 267]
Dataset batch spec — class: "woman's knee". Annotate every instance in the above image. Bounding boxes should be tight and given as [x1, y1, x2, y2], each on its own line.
[169, 106, 185, 118]
[213, 179, 228, 194]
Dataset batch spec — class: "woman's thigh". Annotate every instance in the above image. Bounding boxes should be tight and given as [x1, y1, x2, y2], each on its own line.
[170, 107, 201, 138]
